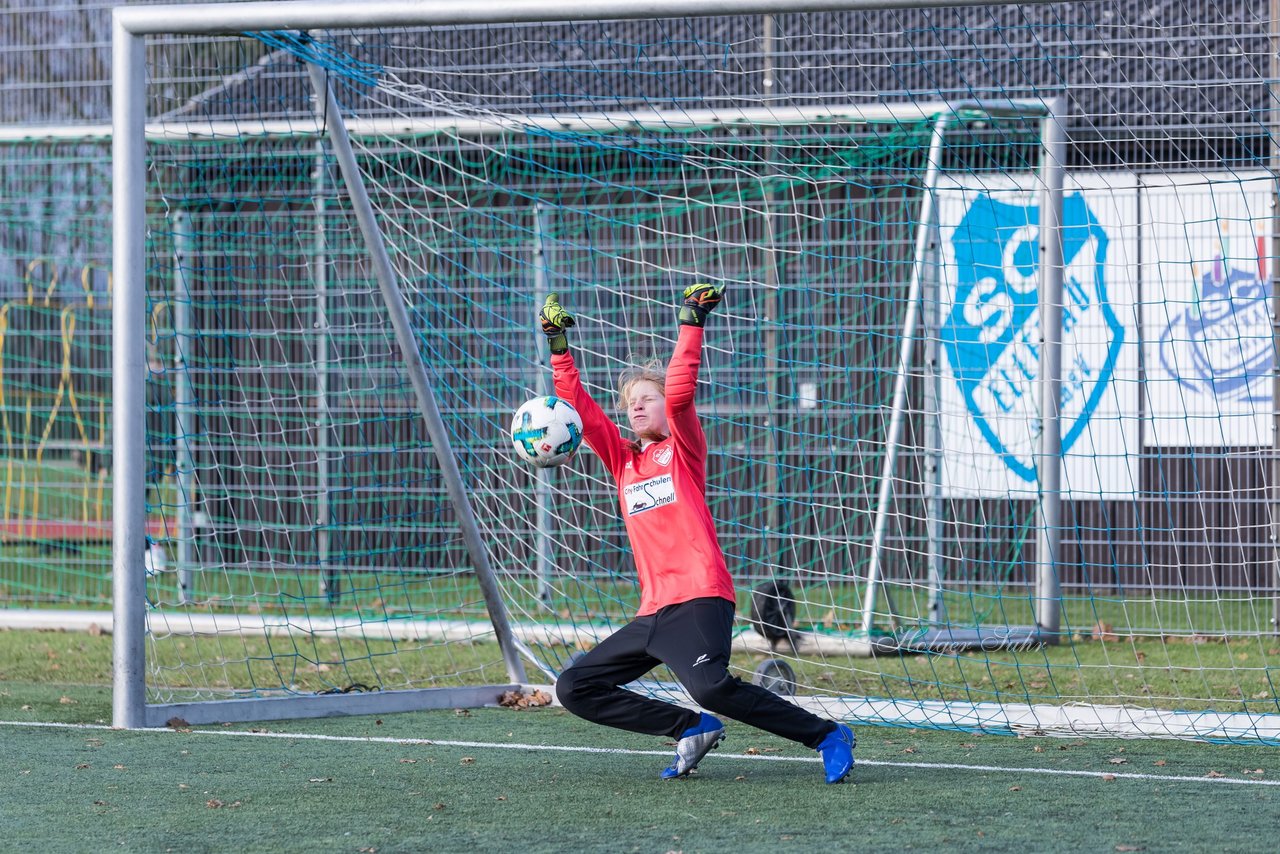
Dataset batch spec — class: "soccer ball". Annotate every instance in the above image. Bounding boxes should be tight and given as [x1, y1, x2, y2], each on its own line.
[510, 396, 583, 468]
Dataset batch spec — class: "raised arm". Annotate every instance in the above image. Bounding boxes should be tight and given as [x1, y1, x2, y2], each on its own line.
[665, 282, 726, 469]
[541, 293, 631, 477]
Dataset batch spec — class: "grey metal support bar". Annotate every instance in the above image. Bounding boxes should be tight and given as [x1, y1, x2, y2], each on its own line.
[860, 110, 949, 636]
[1270, 0, 1280, 635]
[172, 212, 196, 605]
[311, 89, 337, 603]
[1035, 102, 1066, 637]
[532, 204, 554, 607]
[305, 60, 527, 684]
[117, 0, 1071, 35]
[111, 20, 148, 730]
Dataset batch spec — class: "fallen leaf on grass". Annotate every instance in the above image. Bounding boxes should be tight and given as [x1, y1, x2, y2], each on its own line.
[742, 746, 780, 755]
[59, 696, 77, 705]
[166, 717, 190, 730]
[498, 689, 552, 709]
[1102, 774, 1117, 782]
[1115, 846, 1146, 852]
[1153, 760, 1166, 767]
[1205, 770, 1225, 778]
[1108, 757, 1127, 765]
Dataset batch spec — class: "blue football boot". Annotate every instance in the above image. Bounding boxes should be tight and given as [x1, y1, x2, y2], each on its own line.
[660, 713, 726, 779]
[817, 723, 855, 784]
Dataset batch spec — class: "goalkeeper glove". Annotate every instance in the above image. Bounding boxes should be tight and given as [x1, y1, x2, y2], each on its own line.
[540, 292, 575, 355]
[677, 282, 726, 327]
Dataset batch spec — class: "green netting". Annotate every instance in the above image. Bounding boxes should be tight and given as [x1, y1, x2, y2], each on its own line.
[128, 102, 1056, 705]
[0, 139, 113, 605]
[4, 12, 1278, 740]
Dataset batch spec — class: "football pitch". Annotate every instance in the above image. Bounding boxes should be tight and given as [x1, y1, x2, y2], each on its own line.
[3, 660, 1278, 852]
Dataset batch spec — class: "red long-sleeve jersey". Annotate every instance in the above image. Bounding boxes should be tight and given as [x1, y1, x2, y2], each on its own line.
[551, 325, 735, 616]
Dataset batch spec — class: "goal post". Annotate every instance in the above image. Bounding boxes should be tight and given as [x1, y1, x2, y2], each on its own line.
[110, 0, 1280, 743]
[860, 100, 1065, 650]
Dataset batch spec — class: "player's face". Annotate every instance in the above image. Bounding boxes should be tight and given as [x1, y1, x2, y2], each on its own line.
[626, 379, 668, 441]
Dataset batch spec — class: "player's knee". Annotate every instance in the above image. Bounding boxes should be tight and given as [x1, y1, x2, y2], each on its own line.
[685, 671, 738, 712]
[554, 669, 578, 710]
[554, 665, 590, 714]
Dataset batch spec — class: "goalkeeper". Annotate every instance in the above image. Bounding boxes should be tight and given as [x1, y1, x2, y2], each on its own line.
[542, 284, 855, 784]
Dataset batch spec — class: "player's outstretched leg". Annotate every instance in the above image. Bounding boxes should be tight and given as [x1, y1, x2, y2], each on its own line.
[660, 712, 726, 779]
[816, 723, 856, 784]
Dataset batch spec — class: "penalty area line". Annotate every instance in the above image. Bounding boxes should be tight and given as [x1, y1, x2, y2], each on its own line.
[3, 719, 1277, 788]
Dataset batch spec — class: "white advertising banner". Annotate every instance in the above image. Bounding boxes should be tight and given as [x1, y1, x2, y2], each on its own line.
[1140, 172, 1273, 448]
[936, 174, 1140, 499]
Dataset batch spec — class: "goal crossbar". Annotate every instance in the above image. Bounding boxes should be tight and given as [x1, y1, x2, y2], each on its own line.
[114, 0, 1069, 36]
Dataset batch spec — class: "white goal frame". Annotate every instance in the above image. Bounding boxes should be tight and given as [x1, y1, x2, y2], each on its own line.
[112, 0, 1074, 731]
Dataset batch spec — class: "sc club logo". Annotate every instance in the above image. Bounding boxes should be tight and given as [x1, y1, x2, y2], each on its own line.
[942, 193, 1123, 482]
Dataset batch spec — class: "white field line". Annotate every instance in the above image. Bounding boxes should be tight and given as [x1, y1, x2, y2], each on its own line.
[3, 719, 1277, 788]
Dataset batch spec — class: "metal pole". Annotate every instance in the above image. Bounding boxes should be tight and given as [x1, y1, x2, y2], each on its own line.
[173, 211, 195, 605]
[111, 16, 148, 729]
[1035, 102, 1066, 638]
[533, 203, 553, 607]
[1270, 0, 1280, 635]
[117, 0, 1070, 36]
[760, 14, 783, 572]
[7, 102, 1053, 145]
[305, 61, 527, 684]
[923, 210, 945, 625]
[311, 88, 336, 603]
[861, 112, 949, 636]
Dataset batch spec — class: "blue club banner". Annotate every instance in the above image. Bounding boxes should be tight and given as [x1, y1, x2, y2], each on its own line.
[937, 177, 1140, 498]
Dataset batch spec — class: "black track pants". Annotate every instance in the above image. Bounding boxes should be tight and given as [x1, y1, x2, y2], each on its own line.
[555, 597, 835, 749]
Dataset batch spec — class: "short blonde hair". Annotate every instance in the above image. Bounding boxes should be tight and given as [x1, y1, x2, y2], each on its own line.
[616, 357, 665, 410]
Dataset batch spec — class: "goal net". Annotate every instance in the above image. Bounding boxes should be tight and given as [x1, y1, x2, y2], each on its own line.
[109, 1, 1279, 741]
